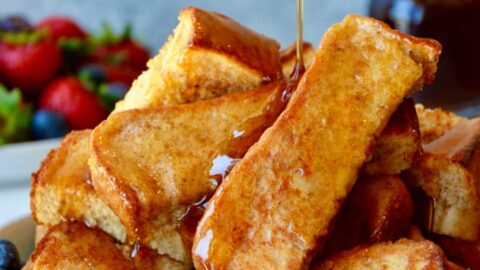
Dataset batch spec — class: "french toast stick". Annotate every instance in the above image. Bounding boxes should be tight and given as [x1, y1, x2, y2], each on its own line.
[415, 104, 464, 144]
[31, 130, 126, 242]
[365, 98, 421, 175]
[90, 81, 288, 264]
[324, 175, 413, 256]
[192, 14, 440, 270]
[407, 118, 480, 241]
[280, 42, 315, 77]
[115, 7, 282, 112]
[314, 239, 450, 270]
[23, 222, 183, 270]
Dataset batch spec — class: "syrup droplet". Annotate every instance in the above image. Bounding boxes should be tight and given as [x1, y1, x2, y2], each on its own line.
[179, 199, 207, 250]
[85, 178, 93, 187]
[194, 229, 214, 269]
[294, 167, 304, 176]
[209, 155, 238, 180]
[233, 130, 245, 138]
[131, 244, 140, 258]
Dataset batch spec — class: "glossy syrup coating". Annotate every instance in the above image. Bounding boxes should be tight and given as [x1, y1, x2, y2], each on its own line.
[23, 222, 184, 270]
[314, 239, 448, 270]
[186, 6, 282, 80]
[364, 98, 422, 175]
[323, 175, 414, 256]
[192, 14, 440, 270]
[24, 222, 136, 270]
[90, 80, 290, 264]
[115, 7, 283, 112]
[30, 130, 127, 243]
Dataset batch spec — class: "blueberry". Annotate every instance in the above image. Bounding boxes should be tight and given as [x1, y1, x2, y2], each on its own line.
[0, 15, 31, 33]
[32, 110, 70, 140]
[0, 240, 21, 270]
[106, 83, 128, 99]
[98, 82, 129, 110]
[79, 64, 107, 86]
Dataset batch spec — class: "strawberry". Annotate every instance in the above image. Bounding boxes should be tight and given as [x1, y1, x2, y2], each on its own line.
[36, 16, 87, 42]
[91, 24, 149, 71]
[39, 77, 107, 129]
[0, 35, 62, 96]
[102, 64, 138, 85]
[93, 41, 150, 71]
[79, 63, 137, 88]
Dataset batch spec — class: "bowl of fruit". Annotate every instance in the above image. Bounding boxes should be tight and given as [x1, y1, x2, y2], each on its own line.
[0, 15, 150, 183]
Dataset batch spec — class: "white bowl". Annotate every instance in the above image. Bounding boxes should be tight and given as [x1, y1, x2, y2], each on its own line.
[0, 216, 35, 263]
[0, 139, 61, 184]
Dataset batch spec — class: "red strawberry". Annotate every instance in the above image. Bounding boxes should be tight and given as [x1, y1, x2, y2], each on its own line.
[102, 64, 138, 85]
[91, 24, 149, 71]
[39, 77, 107, 129]
[93, 41, 150, 71]
[36, 16, 87, 41]
[0, 39, 62, 96]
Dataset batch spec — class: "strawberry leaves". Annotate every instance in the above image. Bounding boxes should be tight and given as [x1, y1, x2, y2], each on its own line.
[0, 84, 32, 145]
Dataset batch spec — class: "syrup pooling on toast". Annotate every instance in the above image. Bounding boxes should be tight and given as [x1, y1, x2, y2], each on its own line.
[178, 78, 302, 251]
[179, 36, 307, 250]
[180, 57, 306, 251]
[193, 1, 307, 268]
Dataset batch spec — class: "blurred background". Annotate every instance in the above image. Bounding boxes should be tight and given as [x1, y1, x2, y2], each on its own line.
[2, 0, 368, 49]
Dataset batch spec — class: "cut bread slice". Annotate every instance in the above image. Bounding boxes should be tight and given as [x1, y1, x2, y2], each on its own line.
[364, 98, 421, 175]
[314, 239, 449, 270]
[280, 41, 315, 77]
[407, 118, 480, 242]
[90, 81, 289, 265]
[192, 14, 440, 270]
[114, 6, 282, 112]
[24, 222, 183, 270]
[325, 175, 413, 255]
[415, 104, 464, 144]
[30, 130, 126, 243]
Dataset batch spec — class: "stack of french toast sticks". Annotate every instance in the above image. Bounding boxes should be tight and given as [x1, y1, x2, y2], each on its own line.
[24, 6, 480, 270]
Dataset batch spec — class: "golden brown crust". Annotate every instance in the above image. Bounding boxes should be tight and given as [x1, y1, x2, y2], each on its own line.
[184, 6, 282, 80]
[408, 118, 480, 241]
[26, 222, 135, 270]
[192, 14, 440, 270]
[30, 130, 93, 223]
[315, 239, 449, 270]
[415, 104, 464, 144]
[325, 175, 413, 255]
[423, 118, 480, 164]
[25, 222, 184, 270]
[114, 7, 283, 111]
[30, 130, 126, 243]
[365, 98, 422, 175]
[280, 42, 316, 77]
[90, 81, 287, 263]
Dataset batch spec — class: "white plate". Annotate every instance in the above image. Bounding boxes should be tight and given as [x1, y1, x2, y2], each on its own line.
[0, 216, 35, 262]
[0, 139, 61, 185]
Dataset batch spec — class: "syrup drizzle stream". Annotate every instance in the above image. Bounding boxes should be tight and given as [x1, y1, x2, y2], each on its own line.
[294, 0, 305, 79]
[190, 1, 306, 267]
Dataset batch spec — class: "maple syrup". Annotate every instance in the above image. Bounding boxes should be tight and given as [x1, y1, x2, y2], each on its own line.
[192, 0, 306, 268]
